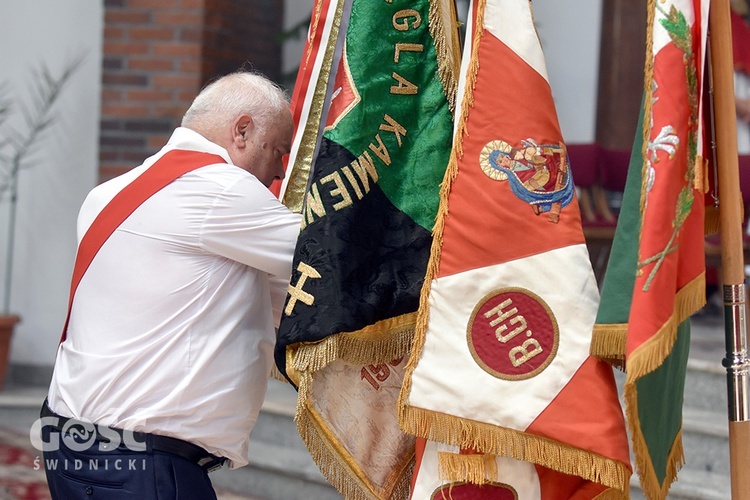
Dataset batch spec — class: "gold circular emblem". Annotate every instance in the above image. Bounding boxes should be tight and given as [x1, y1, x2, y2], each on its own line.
[479, 140, 512, 181]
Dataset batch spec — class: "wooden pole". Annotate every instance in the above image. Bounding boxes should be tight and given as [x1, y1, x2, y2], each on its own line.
[708, 1, 750, 498]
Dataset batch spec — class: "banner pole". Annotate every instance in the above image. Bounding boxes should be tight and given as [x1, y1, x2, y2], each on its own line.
[708, 1, 750, 498]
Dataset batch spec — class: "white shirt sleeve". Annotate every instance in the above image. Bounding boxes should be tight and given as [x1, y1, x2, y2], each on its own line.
[268, 274, 291, 326]
[199, 174, 302, 281]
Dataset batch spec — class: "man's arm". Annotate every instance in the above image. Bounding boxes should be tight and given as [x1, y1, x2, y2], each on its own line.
[199, 174, 302, 279]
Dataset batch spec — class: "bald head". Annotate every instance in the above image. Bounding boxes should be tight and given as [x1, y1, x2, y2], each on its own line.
[181, 71, 293, 186]
[181, 71, 290, 145]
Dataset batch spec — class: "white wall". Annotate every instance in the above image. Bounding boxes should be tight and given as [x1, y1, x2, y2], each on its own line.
[0, 1, 103, 367]
[533, 1, 603, 144]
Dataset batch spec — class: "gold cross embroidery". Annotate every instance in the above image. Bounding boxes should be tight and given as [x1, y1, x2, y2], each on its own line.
[285, 262, 321, 315]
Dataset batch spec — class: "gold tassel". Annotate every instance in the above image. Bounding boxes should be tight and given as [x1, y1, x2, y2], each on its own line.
[590, 324, 628, 368]
[438, 452, 498, 485]
[399, 405, 631, 494]
[593, 487, 630, 500]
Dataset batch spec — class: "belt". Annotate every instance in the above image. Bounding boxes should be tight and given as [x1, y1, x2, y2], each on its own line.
[41, 400, 226, 472]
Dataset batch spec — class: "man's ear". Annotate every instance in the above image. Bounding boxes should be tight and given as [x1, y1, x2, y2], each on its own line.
[232, 114, 254, 149]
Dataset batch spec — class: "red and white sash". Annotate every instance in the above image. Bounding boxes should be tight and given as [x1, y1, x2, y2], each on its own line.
[59, 149, 226, 343]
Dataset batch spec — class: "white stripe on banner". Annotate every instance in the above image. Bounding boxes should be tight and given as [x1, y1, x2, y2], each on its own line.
[408, 244, 597, 430]
[280, 0, 341, 199]
[485, 0, 548, 81]
[411, 440, 541, 499]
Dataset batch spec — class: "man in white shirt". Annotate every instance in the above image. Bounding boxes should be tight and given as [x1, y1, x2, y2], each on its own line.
[41, 71, 302, 499]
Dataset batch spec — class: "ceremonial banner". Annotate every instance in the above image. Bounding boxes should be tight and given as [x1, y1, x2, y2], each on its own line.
[593, 1, 709, 498]
[398, 0, 632, 496]
[411, 438, 617, 499]
[273, 0, 340, 204]
[275, 0, 460, 496]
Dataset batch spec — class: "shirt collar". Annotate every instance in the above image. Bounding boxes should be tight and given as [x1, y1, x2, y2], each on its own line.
[164, 127, 234, 165]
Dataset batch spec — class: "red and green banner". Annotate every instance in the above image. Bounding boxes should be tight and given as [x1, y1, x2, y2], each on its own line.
[275, 0, 460, 497]
[593, 1, 710, 498]
[398, 0, 631, 497]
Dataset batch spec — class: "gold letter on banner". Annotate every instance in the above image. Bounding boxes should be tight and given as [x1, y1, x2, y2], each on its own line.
[285, 262, 322, 315]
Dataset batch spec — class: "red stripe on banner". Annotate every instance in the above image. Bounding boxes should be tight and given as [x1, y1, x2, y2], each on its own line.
[270, 0, 334, 197]
[536, 464, 609, 499]
[526, 356, 632, 467]
[627, 40, 705, 355]
[409, 437, 427, 498]
[438, 30, 585, 279]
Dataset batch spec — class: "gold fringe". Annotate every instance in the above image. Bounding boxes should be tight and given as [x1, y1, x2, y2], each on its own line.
[625, 272, 705, 383]
[399, 0, 487, 422]
[621, 253, 701, 496]
[296, 403, 414, 500]
[295, 371, 313, 422]
[593, 487, 630, 500]
[590, 324, 628, 369]
[399, 405, 631, 495]
[428, 0, 461, 113]
[624, 382, 685, 500]
[438, 452, 498, 485]
[453, 0, 486, 159]
[638, 0, 656, 223]
[291, 314, 416, 374]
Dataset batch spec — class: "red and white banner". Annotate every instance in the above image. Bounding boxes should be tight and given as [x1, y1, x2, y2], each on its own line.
[399, 0, 631, 495]
[411, 438, 621, 499]
[271, 0, 341, 203]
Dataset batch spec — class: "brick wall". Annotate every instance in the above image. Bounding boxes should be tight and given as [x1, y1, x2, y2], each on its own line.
[99, 0, 284, 182]
[203, 0, 284, 79]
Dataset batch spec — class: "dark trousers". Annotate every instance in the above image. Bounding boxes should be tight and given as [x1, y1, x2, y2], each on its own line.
[41, 425, 218, 500]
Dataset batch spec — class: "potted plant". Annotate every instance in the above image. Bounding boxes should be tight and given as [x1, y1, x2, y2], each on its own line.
[0, 59, 82, 389]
